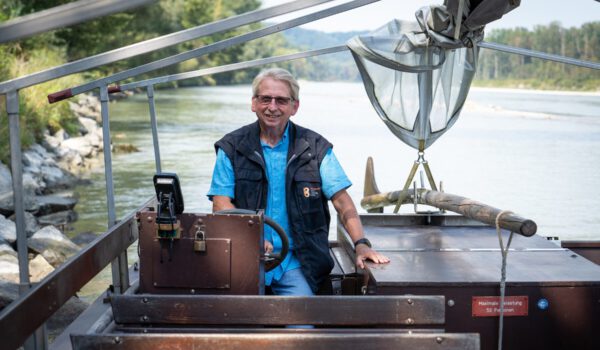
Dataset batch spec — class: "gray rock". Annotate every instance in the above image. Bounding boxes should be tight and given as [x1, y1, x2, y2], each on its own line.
[0, 162, 11, 193]
[30, 144, 52, 159]
[55, 129, 69, 142]
[28, 226, 80, 267]
[78, 117, 98, 135]
[23, 172, 43, 197]
[0, 215, 16, 243]
[8, 211, 40, 238]
[0, 239, 16, 257]
[25, 211, 40, 237]
[73, 94, 101, 122]
[57, 149, 84, 173]
[50, 190, 79, 200]
[41, 165, 74, 190]
[43, 131, 61, 150]
[86, 129, 103, 149]
[0, 189, 40, 217]
[35, 195, 77, 216]
[61, 137, 93, 158]
[82, 94, 100, 110]
[0, 192, 14, 217]
[29, 254, 54, 283]
[22, 166, 46, 194]
[72, 103, 98, 121]
[0, 254, 19, 283]
[37, 210, 78, 226]
[22, 148, 44, 169]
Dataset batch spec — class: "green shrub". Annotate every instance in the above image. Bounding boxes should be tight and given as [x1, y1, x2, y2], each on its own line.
[0, 45, 82, 165]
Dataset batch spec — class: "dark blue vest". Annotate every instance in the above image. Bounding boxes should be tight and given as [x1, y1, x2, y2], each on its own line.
[215, 121, 334, 292]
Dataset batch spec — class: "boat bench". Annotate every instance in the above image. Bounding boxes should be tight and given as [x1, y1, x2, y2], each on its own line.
[70, 295, 480, 349]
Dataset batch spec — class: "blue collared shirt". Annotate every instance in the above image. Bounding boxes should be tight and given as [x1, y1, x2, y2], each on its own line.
[208, 123, 351, 285]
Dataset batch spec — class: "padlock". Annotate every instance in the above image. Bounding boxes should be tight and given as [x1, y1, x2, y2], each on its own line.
[194, 229, 206, 252]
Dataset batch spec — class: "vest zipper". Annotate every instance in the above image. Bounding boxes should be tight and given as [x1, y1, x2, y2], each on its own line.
[253, 150, 266, 209]
[286, 154, 297, 168]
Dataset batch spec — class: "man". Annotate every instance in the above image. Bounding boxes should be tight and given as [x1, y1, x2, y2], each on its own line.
[208, 68, 389, 296]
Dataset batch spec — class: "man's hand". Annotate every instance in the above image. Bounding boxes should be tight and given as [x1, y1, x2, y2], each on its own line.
[264, 240, 273, 254]
[331, 190, 391, 269]
[355, 244, 390, 269]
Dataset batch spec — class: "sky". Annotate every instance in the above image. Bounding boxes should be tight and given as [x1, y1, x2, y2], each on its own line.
[261, 0, 600, 33]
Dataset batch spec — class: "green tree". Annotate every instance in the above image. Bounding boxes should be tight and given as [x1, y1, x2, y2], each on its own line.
[0, 0, 264, 163]
[476, 22, 600, 90]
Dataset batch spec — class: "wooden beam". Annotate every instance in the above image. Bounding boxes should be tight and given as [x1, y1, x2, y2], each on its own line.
[361, 189, 537, 236]
[420, 191, 537, 236]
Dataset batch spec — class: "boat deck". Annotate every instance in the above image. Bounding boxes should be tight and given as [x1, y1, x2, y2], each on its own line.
[336, 213, 600, 350]
[360, 220, 600, 286]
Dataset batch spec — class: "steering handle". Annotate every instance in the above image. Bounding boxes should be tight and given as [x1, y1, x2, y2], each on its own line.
[214, 209, 289, 271]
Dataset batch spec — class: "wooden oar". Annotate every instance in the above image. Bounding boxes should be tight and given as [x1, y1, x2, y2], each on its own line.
[361, 189, 537, 237]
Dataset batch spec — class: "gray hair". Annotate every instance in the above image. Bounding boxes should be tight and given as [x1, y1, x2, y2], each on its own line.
[252, 68, 299, 101]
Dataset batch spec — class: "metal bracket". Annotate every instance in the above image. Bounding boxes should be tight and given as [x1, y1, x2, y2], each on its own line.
[393, 150, 439, 213]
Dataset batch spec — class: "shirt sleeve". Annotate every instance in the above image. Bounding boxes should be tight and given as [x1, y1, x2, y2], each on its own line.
[207, 148, 235, 200]
[320, 148, 352, 199]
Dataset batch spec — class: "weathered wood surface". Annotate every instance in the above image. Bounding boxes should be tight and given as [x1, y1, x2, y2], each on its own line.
[361, 189, 413, 210]
[361, 190, 537, 236]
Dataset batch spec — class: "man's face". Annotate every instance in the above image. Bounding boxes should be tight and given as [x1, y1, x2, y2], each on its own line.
[252, 77, 299, 133]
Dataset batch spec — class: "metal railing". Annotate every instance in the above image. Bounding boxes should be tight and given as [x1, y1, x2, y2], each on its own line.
[0, 0, 156, 44]
[0, 206, 143, 350]
[1, 0, 599, 348]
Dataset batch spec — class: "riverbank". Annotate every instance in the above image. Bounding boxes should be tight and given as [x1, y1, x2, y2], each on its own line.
[470, 86, 600, 96]
[0, 94, 109, 337]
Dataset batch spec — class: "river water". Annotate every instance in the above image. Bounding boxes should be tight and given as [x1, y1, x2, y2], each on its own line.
[73, 82, 600, 298]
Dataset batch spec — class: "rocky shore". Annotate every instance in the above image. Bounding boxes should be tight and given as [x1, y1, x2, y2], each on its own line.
[0, 94, 106, 337]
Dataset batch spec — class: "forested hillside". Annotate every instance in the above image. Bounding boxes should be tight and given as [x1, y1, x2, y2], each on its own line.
[0, 0, 293, 163]
[477, 22, 600, 90]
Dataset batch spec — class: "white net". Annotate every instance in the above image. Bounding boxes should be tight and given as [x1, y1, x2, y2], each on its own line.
[348, 0, 519, 150]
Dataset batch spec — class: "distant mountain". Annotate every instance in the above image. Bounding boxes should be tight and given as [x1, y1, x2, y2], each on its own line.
[275, 27, 369, 81]
[281, 27, 369, 50]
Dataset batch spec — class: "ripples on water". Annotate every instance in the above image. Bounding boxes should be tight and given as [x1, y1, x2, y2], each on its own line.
[72, 83, 600, 240]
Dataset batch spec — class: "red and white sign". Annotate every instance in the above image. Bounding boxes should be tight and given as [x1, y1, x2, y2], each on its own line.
[472, 296, 528, 317]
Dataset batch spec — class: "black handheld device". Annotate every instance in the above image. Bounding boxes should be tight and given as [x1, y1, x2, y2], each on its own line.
[154, 172, 184, 224]
[153, 173, 184, 262]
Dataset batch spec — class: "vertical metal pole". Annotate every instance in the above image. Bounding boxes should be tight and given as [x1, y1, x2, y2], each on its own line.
[417, 51, 438, 193]
[7, 90, 47, 349]
[99, 86, 129, 294]
[146, 85, 162, 173]
[6, 91, 28, 305]
[417, 73, 432, 142]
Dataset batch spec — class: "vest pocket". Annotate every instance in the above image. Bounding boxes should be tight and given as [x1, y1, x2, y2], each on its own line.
[235, 168, 263, 209]
[294, 172, 326, 233]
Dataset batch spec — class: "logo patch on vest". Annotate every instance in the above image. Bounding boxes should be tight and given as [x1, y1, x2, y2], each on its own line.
[303, 187, 321, 198]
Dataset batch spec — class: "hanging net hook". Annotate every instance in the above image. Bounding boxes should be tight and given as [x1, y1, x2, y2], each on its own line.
[393, 149, 438, 213]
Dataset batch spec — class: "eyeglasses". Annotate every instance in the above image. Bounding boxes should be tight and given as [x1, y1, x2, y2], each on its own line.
[254, 95, 294, 106]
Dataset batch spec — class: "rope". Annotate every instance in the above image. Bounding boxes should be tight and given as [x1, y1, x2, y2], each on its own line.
[495, 210, 515, 350]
